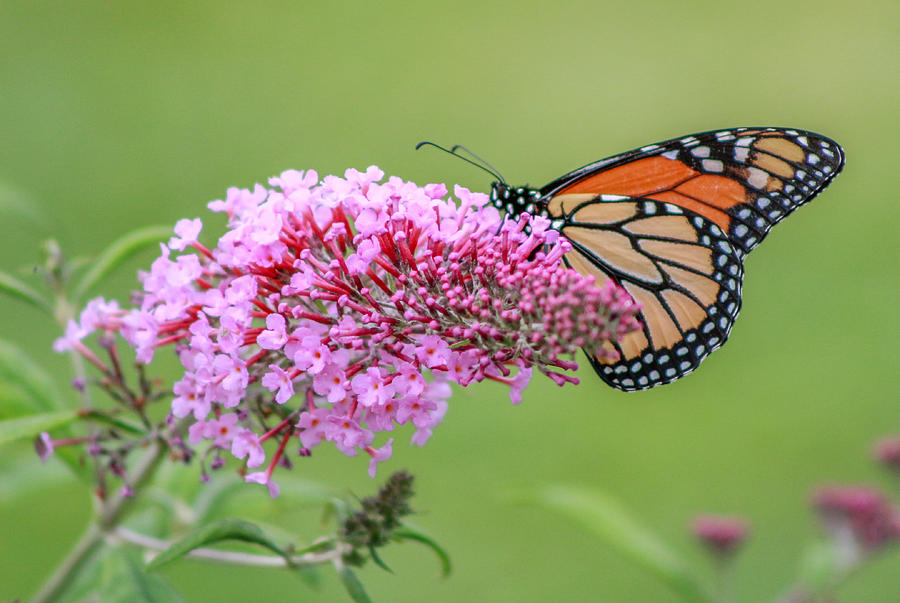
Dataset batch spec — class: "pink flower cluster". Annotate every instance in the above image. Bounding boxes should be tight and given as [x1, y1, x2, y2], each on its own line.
[874, 436, 900, 474]
[813, 485, 900, 556]
[56, 167, 640, 495]
[690, 515, 749, 556]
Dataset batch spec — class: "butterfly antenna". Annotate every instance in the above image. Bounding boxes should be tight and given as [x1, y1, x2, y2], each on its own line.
[415, 141, 506, 183]
[449, 144, 506, 184]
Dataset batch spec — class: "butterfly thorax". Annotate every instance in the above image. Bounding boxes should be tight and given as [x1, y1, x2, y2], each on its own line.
[489, 182, 547, 218]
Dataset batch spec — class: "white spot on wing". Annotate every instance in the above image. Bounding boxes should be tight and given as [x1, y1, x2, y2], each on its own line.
[662, 150, 679, 160]
[691, 146, 710, 158]
[702, 159, 724, 172]
[746, 167, 768, 189]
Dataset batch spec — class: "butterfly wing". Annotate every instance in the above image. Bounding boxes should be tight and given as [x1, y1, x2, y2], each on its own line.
[542, 127, 845, 257]
[538, 127, 844, 390]
[556, 195, 744, 391]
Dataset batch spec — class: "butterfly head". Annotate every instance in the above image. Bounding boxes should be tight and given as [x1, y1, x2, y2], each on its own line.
[490, 182, 544, 217]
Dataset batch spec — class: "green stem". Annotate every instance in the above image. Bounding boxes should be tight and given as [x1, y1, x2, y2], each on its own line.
[32, 441, 166, 603]
[113, 528, 346, 567]
[713, 556, 736, 603]
[31, 523, 104, 603]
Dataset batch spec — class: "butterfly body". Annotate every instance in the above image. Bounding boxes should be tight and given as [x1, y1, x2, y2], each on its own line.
[488, 127, 844, 391]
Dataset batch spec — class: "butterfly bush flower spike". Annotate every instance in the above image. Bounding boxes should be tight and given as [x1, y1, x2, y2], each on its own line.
[55, 167, 641, 495]
[691, 514, 749, 558]
[873, 435, 900, 476]
[813, 485, 900, 561]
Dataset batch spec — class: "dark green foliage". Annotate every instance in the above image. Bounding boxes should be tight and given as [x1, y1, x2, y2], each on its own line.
[340, 471, 415, 567]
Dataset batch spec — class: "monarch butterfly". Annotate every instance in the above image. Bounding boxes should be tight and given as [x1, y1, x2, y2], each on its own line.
[420, 127, 845, 391]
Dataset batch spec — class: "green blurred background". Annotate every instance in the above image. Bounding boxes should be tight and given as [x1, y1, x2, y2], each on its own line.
[1, 0, 898, 600]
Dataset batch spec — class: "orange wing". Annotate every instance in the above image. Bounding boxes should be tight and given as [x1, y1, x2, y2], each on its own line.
[541, 128, 845, 257]
[552, 195, 743, 391]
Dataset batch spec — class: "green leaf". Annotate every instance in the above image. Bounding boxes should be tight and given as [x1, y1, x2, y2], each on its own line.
[191, 475, 336, 525]
[0, 340, 90, 481]
[394, 525, 452, 578]
[368, 545, 393, 573]
[521, 484, 712, 603]
[98, 546, 186, 603]
[0, 270, 51, 312]
[336, 564, 374, 603]
[0, 449, 71, 502]
[290, 564, 321, 590]
[0, 338, 65, 412]
[0, 410, 78, 447]
[73, 226, 172, 300]
[83, 410, 147, 435]
[0, 382, 39, 419]
[144, 518, 290, 572]
[53, 547, 105, 603]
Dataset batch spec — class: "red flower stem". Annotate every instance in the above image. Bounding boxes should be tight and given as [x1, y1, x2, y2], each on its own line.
[260, 413, 298, 443]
